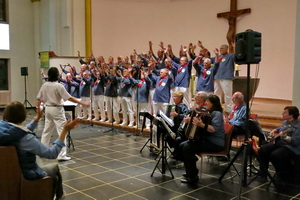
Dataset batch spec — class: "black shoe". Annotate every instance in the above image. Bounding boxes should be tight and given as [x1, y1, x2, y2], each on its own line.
[257, 170, 267, 179]
[180, 176, 199, 184]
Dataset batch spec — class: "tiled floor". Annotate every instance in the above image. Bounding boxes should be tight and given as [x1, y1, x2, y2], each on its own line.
[36, 125, 300, 200]
[1, 97, 299, 200]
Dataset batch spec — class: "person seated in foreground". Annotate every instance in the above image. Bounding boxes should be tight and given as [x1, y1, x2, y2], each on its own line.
[258, 106, 300, 183]
[224, 91, 246, 138]
[179, 94, 225, 184]
[170, 91, 208, 160]
[0, 101, 81, 200]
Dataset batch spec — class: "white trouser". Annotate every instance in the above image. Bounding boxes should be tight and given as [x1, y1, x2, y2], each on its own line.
[75, 104, 81, 118]
[175, 87, 190, 108]
[106, 97, 120, 122]
[41, 106, 67, 158]
[121, 97, 134, 124]
[169, 88, 176, 104]
[131, 88, 137, 113]
[214, 79, 233, 112]
[153, 102, 169, 116]
[137, 102, 151, 128]
[148, 89, 155, 115]
[80, 97, 91, 119]
[93, 95, 105, 120]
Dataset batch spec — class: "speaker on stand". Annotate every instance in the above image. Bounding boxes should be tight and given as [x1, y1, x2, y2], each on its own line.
[21, 67, 34, 109]
[219, 30, 262, 199]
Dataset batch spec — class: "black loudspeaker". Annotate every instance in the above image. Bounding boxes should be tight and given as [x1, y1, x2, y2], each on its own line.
[235, 30, 261, 65]
[21, 67, 28, 76]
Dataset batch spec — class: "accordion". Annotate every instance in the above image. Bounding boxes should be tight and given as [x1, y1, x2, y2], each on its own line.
[185, 108, 212, 142]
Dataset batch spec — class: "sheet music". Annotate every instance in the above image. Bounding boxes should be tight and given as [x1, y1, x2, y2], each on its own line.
[64, 100, 79, 106]
[158, 110, 174, 127]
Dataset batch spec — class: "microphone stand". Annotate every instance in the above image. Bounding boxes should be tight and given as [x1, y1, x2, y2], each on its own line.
[134, 66, 141, 139]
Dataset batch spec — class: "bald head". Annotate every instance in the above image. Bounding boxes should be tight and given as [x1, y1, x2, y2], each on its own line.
[232, 91, 244, 106]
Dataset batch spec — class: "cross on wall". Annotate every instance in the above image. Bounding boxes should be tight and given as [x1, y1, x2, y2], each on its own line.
[217, 0, 251, 53]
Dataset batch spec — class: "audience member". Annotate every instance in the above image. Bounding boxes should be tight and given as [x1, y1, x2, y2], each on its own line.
[0, 101, 80, 199]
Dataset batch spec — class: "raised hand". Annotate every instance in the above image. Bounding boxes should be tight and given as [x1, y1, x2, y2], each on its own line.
[198, 40, 203, 48]
[159, 41, 164, 49]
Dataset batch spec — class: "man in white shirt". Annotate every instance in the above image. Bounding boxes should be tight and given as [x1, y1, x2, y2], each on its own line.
[37, 67, 90, 161]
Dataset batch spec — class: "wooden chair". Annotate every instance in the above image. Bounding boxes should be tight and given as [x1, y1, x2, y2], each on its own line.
[197, 123, 234, 179]
[0, 146, 53, 200]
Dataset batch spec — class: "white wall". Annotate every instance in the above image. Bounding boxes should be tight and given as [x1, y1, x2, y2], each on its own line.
[0, 0, 37, 104]
[91, 0, 297, 100]
[0, 0, 86, 105]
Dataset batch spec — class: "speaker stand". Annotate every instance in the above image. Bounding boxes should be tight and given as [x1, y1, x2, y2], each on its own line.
[23, 75, 35, 110]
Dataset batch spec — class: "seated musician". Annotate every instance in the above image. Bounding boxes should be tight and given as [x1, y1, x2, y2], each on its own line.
[179, 94, 225, 184]
[165, 91, 188, 152]
[168, 91, 189, 132]
[171, 91, 208, 160]
[224, 91, 246, 138]
[258, 106, 300, 183]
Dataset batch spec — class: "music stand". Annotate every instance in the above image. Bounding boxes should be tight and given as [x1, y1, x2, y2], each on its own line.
[150, 116, 174, 178]
[139, 112, 155, 153]
[63, 100, 77, 151]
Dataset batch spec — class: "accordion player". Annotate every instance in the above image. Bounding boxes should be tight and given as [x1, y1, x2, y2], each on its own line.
[185, 108, 212, 143]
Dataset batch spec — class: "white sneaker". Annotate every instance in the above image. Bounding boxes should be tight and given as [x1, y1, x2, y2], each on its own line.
[92, 118, 99, 121]
[113, 121, 120, 124]
[146, 126, 150, 130]
[105, 120, 112, 123]
[120, 122, 127, 126]
[133, 125, 137, 128]
[57, 155, 71, 161]
[128, 122, 134, 127]
[100, 119, 106, 122]
[87, 118, 92, 120]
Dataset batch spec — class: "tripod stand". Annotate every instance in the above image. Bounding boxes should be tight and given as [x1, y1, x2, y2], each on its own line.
[23, 75, 34, 109]
[218, 63, 275, 199]
[139, 112, 155, 153]
[151, 118, 174, 178]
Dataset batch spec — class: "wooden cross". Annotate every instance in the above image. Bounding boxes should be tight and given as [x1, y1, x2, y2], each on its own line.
[217, 0, 251, 53]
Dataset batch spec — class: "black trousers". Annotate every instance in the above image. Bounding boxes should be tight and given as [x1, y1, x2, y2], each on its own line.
[180, 140, 223, 178]
[259, 140, 295, 180]
[43, 163, 64, 199]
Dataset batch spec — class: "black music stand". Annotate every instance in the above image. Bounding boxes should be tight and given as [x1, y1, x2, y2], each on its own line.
[150, 117, 174, 178]
[63, 101, 77, 151]
[139, 112, 155, 153]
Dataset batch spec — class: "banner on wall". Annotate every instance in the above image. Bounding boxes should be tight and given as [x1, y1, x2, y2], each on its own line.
[39, 51, 50, 69]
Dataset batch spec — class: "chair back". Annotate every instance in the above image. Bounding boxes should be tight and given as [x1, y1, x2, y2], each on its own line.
[0, 146, 53, 200]
[0, 146, 22, 200]
[223, 123, 234, 154]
